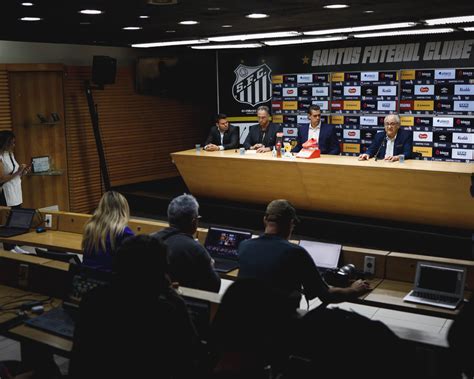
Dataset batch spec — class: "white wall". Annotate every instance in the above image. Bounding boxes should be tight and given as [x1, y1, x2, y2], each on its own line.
[0, 40, 145, 66]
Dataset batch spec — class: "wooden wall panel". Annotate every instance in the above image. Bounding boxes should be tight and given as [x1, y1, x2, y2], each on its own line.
[8, 71, 70, 211]
[0, 70, 12, 130]
[63, 66, 211, 213]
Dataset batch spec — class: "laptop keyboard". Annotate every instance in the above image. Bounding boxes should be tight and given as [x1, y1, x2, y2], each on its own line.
[412, 291, 458, 304]
[25, 307, 75, 339]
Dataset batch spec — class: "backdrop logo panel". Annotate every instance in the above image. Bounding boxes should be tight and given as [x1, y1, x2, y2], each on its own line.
[232, 64, 272, 107]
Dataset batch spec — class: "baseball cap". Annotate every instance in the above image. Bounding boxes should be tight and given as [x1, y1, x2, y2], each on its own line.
[265, 199, 300, 223]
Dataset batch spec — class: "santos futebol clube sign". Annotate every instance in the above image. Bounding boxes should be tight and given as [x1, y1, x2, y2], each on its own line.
[232, 64, 272, 106]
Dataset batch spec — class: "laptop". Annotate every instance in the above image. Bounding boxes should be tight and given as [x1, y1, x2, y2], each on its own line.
[298, 240, 342, 274]
[0, 208, 36, 237]
[204, 226, 252, 273]
[35, 248, 82, 265]
[25, 264, 112, 339]
[403, 261, 466, 310]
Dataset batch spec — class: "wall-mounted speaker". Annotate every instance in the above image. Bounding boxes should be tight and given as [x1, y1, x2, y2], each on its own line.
[92, 56, 117, 86]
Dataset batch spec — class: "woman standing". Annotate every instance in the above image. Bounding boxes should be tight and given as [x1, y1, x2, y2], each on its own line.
[0, 131, 30, 253]
[82, 191, 134, 271]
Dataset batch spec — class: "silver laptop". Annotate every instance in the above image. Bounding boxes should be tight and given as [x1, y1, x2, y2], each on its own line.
[298, 240, 341, 273]
[403, 261, 466, 310]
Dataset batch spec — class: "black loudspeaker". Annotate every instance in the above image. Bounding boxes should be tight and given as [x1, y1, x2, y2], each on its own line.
[92, 55, 117, 85]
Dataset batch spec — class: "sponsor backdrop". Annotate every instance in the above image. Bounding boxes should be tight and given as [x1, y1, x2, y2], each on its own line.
[219, 35, 474, 162]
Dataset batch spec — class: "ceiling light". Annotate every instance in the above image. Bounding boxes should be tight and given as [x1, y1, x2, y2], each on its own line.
[208, 7, 221, 11]
[192, 43, 262, 49]
[353, 28, 454, 38]
[462, 27, 474, 31]
[165, 30, 176, 33]
[80, 22, 91, 25]
[209, 31, 300, 42]
[139, 15, 149, 19]
[323, 4, 349, 9]
[245, 13, 269, 19]
[425, 15, 474, 25]
[221, 25, 232, 28]
[20, 17, 41, 21]
[123, 26, 142, 30]
[179, 20, 198, 25]
[304, 22, 417, 35]
[131, 39, 208, 48]
[263, 36, 348, 46]
[21, 2, 34, 6]
[79, 9, 102, 15]
[364, 10, 374, 14]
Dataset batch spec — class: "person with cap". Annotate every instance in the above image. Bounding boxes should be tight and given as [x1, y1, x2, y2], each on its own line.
[237, 199, 370, 308]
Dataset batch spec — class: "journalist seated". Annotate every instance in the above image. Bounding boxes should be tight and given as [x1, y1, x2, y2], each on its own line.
[358, 114, 412, 162]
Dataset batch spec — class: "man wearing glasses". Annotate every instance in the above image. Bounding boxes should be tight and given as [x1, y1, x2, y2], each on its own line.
[358, 114, 412, 162]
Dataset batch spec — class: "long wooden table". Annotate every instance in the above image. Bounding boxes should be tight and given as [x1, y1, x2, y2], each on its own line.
[171, 149, 474, 229]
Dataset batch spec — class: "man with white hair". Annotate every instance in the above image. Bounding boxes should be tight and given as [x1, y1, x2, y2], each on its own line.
[358, 114, 412, 162]
[152, 194, 221, 293]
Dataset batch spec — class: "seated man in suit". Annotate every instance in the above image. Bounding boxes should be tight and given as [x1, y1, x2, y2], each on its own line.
[204, 113, 239, 151]
[358, 114, 412, 162]
[293, 105, 340, 154]
[243, 105, 281, 153]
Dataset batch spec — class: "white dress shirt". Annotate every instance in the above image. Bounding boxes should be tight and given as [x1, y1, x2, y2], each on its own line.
[308, 123, 321, 143]
[219, 131, 225, 150]
[384, 134, 397, 158]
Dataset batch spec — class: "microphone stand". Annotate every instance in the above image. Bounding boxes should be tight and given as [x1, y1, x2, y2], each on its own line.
[374, 135, 387, 161]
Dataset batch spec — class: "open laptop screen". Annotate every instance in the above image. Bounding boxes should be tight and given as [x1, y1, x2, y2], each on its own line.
[416, 262, 465, 296]
[204, 227, 252, 260]
[298, 240, 342, 269]
[8, 208, 35, 229]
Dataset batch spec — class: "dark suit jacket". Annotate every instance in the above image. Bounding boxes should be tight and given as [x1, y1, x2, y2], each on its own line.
[243, 123, 281, 150]
[204, 124, 239, 150]
[293, 123, 340, 154]
[366, 129, 413, 159]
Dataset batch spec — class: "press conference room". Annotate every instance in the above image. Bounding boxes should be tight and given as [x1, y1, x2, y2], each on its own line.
[0, 0, 473, 378]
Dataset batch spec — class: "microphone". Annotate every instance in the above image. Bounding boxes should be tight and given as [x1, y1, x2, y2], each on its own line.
[239, 126, 247, 147]
[374, 135, 388, 161]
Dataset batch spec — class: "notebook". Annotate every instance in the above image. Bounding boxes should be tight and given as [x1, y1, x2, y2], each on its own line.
[204, 226, 252, 273]
[25, 264, 112, 339]
[0, 208, 36, 237]
[403, 261, 466, 310]
[298, 240, 342, 274]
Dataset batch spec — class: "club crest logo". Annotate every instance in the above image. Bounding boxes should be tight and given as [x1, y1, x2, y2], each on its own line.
[232, 64, 272, 106]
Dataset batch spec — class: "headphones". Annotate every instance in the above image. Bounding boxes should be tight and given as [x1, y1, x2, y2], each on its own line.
[323, 264, 357, 287]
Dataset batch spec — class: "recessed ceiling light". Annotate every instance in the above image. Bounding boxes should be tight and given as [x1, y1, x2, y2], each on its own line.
[131, 39, 208, 48]
[20, 16, 41, 21]
[139, 15, 149, 19]
[80, 22, 91, 25]
[179, 20, 198, 25]
[221, 25, 233, 28]
[245, 13, 269, 19]
[425, 15, 474, 25]
[263, 36, 347, 46]
[21, 2, 34, 6]
[166, 30, 176, 33]
[208, 7, 221, 11]
[353, 28, 454, 38]
[123, 26, 142, 30]
[192, 43, 262, 50]
[462, 27, 474, 31]
[364, 10, 374, 14]
[209, 31, 300, 42]
[79, 9, 103, 15]
[323, 4, 349, 9]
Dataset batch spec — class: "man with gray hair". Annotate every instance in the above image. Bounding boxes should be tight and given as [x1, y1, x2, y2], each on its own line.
[243, 105, 281, 153]
[358, 114, 412, 162]
[152, 194, 221, 293]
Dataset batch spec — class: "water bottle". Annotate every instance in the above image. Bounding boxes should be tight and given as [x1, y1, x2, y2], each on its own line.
[272, 146, 277, 157]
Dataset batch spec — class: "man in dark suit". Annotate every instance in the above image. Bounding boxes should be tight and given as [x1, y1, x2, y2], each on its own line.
[243, 105, 281, 153]
[358, 114, 412, 162]
[204, 113, 239, 151]
[293, 105, 340, 154]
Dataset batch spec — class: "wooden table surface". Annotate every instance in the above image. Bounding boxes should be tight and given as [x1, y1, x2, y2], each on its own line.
[172, 149, 474, 229]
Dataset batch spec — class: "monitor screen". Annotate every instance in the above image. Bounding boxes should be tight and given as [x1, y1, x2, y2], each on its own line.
[204, 227, 252, 260]
[417, 264, 462, 294]
[9, 209, 35, 229]
[298, 240, 341, 269]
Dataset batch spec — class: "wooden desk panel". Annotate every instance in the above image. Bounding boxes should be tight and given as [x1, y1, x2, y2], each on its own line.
[1, 231, 83, 254]
[171, 150, 474, 229]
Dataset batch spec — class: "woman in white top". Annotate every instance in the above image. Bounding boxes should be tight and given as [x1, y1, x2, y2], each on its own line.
[0, 131, 30, 253]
